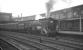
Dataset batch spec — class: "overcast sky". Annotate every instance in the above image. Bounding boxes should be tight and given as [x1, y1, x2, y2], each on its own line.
[0, 0, 83, 17]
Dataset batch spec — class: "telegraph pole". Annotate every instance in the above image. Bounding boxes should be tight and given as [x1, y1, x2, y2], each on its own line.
[21, 13, 23, 21]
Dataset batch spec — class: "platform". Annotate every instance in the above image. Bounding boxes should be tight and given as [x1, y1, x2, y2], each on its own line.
[59, 31, 83, 35]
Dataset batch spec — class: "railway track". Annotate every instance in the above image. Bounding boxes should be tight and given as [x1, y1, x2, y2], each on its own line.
[4, 31, 83, 46]
[0, 31, 83, 50]
[0, 33, 59, 50]
[0, 35, 37, 50]
[0, 39, 19, 50]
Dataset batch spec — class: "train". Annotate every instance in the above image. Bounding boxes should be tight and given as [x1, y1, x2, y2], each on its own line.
[0, 17, 58, 36]
[0, 16, 83, 36]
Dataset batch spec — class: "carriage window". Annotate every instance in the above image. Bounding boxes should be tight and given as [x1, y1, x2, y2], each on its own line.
[50, 21, 53, 23]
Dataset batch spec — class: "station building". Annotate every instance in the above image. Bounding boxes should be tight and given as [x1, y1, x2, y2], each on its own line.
[0, 12, 12, 23]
